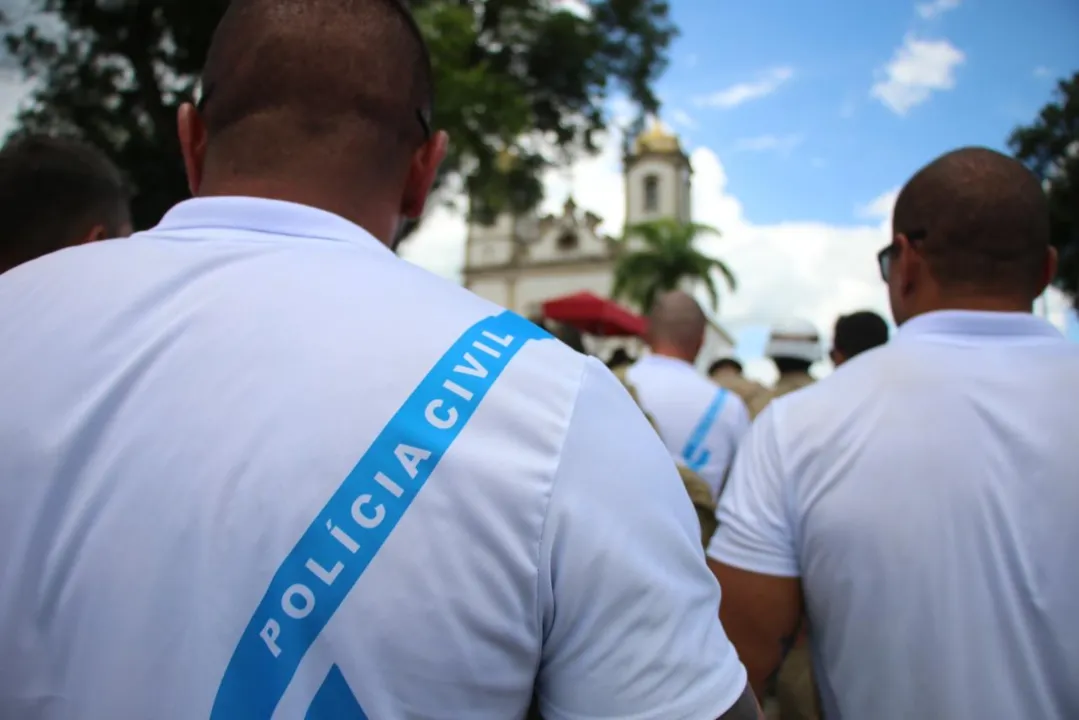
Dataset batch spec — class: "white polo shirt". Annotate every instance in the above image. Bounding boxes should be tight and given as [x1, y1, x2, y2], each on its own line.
[709, 310, 1079, 720]
[628, 355, 750, 500]
[0, 197, 747, 720]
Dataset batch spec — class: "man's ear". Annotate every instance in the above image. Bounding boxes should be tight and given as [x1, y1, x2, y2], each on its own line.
[894, 233, 923, 298]
[78, 224, 108, 246]
[1038, 246, 1059, 298]
[401, 130, 448, 220]
[177, 103, 208, 196]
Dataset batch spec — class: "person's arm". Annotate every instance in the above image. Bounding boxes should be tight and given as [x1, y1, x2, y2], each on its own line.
[535, 358, 761, 720]
[707, 404, 805, 696]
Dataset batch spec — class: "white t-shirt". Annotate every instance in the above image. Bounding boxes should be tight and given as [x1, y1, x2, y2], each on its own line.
[628, 355, 750, 500]
[0, 197, 747, 720]
[709, 310, 1079, 720]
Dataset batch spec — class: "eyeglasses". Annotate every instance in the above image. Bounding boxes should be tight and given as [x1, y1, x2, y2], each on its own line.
[876, 229, 927, 282]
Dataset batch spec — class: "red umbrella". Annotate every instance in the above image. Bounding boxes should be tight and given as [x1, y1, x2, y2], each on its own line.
[542, 292, 647, 337]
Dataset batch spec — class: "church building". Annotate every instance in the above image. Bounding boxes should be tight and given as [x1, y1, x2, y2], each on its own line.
[462, 120, 735, 365]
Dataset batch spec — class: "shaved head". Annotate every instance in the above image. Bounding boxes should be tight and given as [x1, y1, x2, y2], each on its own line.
[199, 0, 433, 183]
[893, 146, 1051, 299]
[647, 291, 707, 360]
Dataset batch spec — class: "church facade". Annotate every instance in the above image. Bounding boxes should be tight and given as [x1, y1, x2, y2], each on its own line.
[462, 121, 734, 364]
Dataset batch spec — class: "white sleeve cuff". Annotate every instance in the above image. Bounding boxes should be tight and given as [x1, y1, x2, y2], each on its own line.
[707, 527, 801, 578]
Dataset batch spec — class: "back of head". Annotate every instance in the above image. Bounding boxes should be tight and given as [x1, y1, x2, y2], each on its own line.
[606, 347, 634, 370]
[765, 318, 822, 370]
[833, 311, 889, 363]
[195, 0, 434, 201]
[708, 357, 743, 377]
[0, 134, 130, 274]
[890, 147, 1052, 313]
[646, 290, 707, 361]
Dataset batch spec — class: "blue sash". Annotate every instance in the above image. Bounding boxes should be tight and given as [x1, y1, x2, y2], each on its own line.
[681, 387, 729, 472]
[211, 311, 549, 719]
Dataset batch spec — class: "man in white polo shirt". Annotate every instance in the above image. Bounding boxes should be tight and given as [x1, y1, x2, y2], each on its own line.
[0, 1, 761, 719]
[708, 146, 1079, 719]
[628, 291, 751, 501]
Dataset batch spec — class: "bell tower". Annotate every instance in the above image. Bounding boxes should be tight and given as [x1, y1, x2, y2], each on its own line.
[624, 118, 692, 228]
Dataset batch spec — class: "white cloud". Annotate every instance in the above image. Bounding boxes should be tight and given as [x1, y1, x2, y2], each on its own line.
[1041, 287, 1075, 334]
[694, 67, 794, 109]
[916, 0, 960, 19]
[732, 133, 803, 155]
[871, 35, 965, 115]
[670, 109, 697, 129]
[857, 187, 900, 223]
[0, 71, 33, 132]
[1034, 66, 1053, 78]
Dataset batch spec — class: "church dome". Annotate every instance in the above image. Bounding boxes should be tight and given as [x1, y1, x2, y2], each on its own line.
[634, 118, 682, 155]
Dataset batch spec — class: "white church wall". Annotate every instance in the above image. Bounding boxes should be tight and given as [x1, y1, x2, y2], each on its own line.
[466, 214, 518, 269]
[527, 225, 609, 264]
[514, 267, 614, 319]
[467, 239, 515, 268]
[467, 278, 512, 309]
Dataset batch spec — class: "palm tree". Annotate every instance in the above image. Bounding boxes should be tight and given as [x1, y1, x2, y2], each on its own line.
[612, 219, 737, 312]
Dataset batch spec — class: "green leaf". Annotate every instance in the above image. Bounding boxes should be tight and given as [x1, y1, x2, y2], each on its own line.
[613, 219, 735, 312]
[1009, 71, 1079, 308]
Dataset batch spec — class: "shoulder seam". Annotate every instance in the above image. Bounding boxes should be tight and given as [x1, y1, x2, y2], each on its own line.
[532, 353, 592, 638]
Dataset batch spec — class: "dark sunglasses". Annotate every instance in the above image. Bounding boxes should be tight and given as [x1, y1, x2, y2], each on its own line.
[876, 229, 927, 282]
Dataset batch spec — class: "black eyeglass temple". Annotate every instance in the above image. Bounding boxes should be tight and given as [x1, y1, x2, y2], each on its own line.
[416, 110, 431, 142]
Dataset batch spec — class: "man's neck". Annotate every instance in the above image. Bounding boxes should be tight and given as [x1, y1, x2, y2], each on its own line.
[910, 291, 1034, 319]
[649, 344, 696, 364]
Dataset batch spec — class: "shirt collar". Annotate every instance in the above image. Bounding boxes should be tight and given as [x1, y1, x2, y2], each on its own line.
[638, 353, 697, 371]
[898, 309, 1062, 341]
[151, 196, 392, 255]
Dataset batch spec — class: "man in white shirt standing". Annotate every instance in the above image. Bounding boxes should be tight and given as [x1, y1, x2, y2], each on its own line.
[628, 291, 751, 501]
[0, 1, 761, 719]
[708, 146, 1079, 719]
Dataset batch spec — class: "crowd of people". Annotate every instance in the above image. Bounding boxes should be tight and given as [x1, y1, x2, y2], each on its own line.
[0, 1, 1077, 719]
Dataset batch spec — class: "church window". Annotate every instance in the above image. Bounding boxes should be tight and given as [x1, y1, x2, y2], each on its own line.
[557, 232, 579, 251]
[643, 174, 660, 213]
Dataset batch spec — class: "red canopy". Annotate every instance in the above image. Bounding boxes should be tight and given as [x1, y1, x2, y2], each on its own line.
[542, 291, 647, 337]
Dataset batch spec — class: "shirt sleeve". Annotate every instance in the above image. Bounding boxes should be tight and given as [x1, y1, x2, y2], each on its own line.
[707, 402, 799, 577]
[536, 358, 748, 720]
[727, 393, 751, 445]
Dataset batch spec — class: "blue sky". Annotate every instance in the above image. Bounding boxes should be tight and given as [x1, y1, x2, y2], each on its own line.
[656, 0, 1079, 226]
[403, 0, 1079, 378]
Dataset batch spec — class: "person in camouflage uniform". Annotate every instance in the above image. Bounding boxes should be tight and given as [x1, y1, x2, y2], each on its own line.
[709, 357, 769, 414]
[748, 320, 822, 419]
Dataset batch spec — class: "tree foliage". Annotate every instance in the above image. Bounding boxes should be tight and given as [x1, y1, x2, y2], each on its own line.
[612, 219, 736, 313]
[1009, 71, 1079, 307]
[1, 0, 675, 232]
